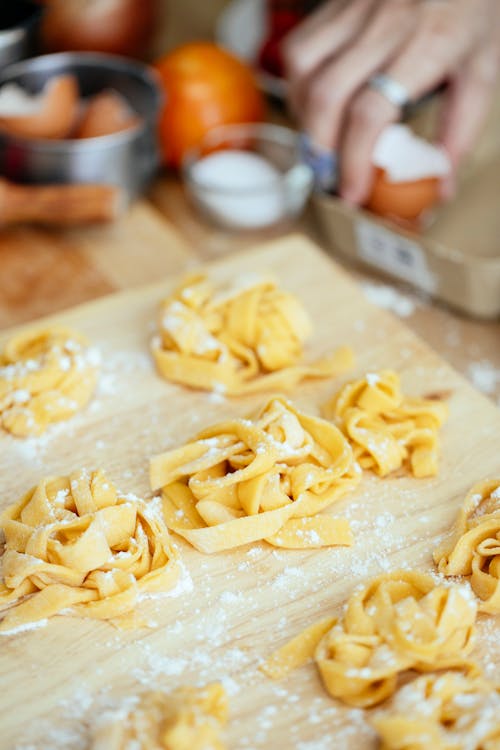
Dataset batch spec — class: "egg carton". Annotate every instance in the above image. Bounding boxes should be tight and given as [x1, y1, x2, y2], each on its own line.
[313, 87, 500, 320]
[313, 192, 500, 319]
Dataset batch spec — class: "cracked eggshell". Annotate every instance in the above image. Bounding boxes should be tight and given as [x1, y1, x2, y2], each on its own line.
[0, 75, 79, 140]
[366, 124, 452, 222]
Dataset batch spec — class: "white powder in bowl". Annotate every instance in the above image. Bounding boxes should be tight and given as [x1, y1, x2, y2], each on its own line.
[189, 149, 286, 228]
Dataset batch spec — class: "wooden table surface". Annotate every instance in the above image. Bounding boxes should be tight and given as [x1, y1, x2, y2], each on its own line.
[1, 0, 499, 409]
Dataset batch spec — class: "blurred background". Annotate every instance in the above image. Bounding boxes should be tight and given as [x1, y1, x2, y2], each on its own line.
[0, 0, 498, 401]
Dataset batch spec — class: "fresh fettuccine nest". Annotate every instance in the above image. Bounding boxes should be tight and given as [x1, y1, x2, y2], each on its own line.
[150, 396, 361, 553]
[0, 326, 99, 437]
[151, 273, 354, 395]
[434, 479, 500, 614]
[261, 570, 478, 708]
[323, 370, 448, 477]
[0, 469, 178, 633]
[91, 684, 228, 750]
[372, 672, 500, 750]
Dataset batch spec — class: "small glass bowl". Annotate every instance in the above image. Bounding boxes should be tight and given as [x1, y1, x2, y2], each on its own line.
[182, 122, 314, 231]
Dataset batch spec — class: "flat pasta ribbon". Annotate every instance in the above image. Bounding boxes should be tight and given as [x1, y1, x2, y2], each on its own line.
[372, 672, 500, 750]
[434, 479, 500, 614]
[0, 469, 179, 633]
[260, 616, 337, 681]
[151, 273, 354, 395]
[150, 396, 361, 553]
[0, 325, 99, 437]
[262, 570, 478, 708]
[91, 684, 228, 750]
[323, 370, 448, 477]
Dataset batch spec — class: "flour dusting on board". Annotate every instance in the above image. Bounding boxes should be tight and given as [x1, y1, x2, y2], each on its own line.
[3, 240, 500, 750]
[362, 281, 418, 317]
[0, 617, 49, 637]
[467, 360, 500, 397]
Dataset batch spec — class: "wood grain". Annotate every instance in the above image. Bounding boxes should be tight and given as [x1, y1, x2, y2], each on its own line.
[0, 235, 499, 749]
[0, 201, 194, 330]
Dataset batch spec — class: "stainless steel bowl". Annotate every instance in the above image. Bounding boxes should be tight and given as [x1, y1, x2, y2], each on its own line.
[0, 52, 162, 203]
[0, 2, 43, 69]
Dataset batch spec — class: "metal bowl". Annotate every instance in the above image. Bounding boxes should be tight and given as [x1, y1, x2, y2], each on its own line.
[0, 52, 162, 203]
[0, 2, 43, 69]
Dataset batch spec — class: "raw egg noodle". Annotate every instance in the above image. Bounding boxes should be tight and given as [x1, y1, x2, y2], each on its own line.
[323, 369, 447, 477]
[0, 325, 99, 437]
[151, 273, 354, 395]
[372, 672, 500, 750]
[0, 469, 179, 633]
[91, 684, 228, 750]
[3, 276, 495, 745]
[434, 479, 500, 615]
[150, 396, 361, 554]
[260, 616, 337, 681]
[262, 571, 478, 708]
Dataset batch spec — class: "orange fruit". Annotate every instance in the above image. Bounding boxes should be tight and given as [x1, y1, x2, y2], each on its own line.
[154, 42, 265, 168]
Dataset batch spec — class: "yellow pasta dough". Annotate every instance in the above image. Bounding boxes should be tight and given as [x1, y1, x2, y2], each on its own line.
[262, 570, 478, 708]
[0, 469, 178, 633]
[0, 325, 99, 437]
[91, 684, 228, 750]
[434, 479, 500, 614]
[151, 273, 354, 395]
[323, 369, 448, 477]
[372, 672, 500, 750]
[150, 396, 361, 553]
[260, 616, 337, 681]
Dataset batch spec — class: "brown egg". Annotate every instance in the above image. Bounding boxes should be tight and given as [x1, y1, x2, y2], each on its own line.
[366, 167, 440, 222]
[0, 75, 79, 140]
[75, 90, 139, 138]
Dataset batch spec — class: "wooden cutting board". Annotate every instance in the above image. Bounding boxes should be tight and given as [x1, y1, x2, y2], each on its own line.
[0, 201, 194, 330]
[1, 235, 499, 750]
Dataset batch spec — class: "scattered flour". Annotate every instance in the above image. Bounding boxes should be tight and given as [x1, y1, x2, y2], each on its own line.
[467, 360, 500, 396]
[362, 281, 418, 318]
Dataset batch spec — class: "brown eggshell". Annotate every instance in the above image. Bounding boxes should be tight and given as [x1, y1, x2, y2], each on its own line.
[366, 167, 440, 221]
[0, 75, 79, 140]
[75, 90, 139, 139]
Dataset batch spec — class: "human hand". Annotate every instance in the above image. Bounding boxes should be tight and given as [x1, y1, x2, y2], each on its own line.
[283, 0, 500, 203]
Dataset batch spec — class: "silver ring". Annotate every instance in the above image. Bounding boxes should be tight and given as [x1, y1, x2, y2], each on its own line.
[367, 73, 411, 109]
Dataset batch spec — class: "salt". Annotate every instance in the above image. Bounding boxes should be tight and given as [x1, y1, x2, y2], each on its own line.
[190, 150, 286, 229]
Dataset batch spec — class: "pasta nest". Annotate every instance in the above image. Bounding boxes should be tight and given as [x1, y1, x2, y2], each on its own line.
[0, 469, 178, 633]
[91, 684, 228, 750]
[0, 326, 99, 437]
[151, 274, 353, 395]
[150, 396, 361, 553]
[434, 479, 500, 614]
[323, 370, 448, 477]
[315, 570, 478, 707]
[372, 671, 500, 750]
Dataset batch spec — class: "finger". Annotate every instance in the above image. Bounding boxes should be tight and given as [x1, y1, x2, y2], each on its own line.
[282, 0, 374, 81]
[438, 44, 499, 198]
[282, 0, 376, 113]
[383, 0, 481, 102]
[339, 0, 482, 204]
[301, 0, 417, 149]
[339, 89, 398, 204]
